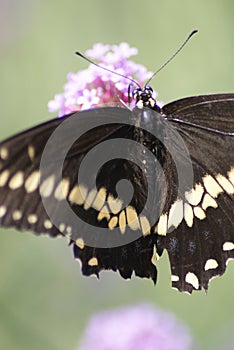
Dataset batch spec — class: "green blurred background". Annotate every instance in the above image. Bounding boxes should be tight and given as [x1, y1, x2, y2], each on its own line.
[0, 0, 233, 349]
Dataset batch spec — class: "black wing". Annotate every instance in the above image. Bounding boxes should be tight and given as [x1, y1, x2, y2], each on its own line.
[0, 109, 125, 235]
[0, 107, 163, 283]
[158, 94, 234, 292]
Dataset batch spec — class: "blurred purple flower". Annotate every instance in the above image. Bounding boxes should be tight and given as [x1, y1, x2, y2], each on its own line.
[77, 303, 195, 350]
[48, 43, 159, 117]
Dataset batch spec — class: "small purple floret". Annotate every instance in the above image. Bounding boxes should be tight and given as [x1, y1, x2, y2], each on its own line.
[48, 43, 158, 117]
[77, 303, 195, 350]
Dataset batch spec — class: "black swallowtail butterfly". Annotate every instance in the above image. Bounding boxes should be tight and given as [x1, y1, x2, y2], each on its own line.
[0, 84, 233, 293]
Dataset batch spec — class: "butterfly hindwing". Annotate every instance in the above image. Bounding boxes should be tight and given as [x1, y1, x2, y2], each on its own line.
[73, 234, 158, 282]
[158, 194, 234, 293]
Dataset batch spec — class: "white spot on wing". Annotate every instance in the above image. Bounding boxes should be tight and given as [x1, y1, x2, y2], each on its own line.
[185, 272, 199, 289]
[40, 175, 55, 198]
[25, 170, 40, 193]
[119, 210, 126, 234]
[68, 184, 87, 205]
[66, 226, 72, 235]
[157, 213, 167, 236]
[193, 206, 206, 220]
[203, 174, 223, 198]
[139, 215, 151, 236]
[0, 147, 8, 160]
[97, 206, 110, 221]
[204, 259, 218, 271]
[84, 189, 96, 210]
[126, 206, 140, 230]
[12, 210, 22, 221]
[44, 219, 53, 229]
[202, 193, 218, 210]
[108, 194, 123, 214]
[54, 178, 70, 201]
[171, 275, 179, 282]
[59, 223, 66, 232]
[151, 246, 159, 266]
[185, 183, 204, 206]
[108, 216, 118, 230]
[76, 238, 85, 249]
[28, 145, 35, 161]
[9, 171, 24, 190]
[0, 170, 10, 187]
[92, 187, 106, 211]
[88, 257, 98, 266]
[0, 205, 7, 218]
[223, 242, 234, 251]
[216, 174, 234, 194]
[27, 214, 38, 224]
[167, 199, 183, 230]
[184, 203, 193, 227]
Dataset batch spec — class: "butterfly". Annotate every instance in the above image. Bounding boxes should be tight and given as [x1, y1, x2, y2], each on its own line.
[0, 83, 233, 293]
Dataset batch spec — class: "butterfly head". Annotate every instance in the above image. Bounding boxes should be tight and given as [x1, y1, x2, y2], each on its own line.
[132, 85, 160, 111]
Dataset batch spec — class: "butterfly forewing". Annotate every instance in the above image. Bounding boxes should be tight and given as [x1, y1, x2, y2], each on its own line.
[0, 110, 123, 234]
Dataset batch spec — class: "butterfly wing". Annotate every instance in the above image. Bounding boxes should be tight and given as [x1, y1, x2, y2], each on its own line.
[0, 94, 233, 293]
[158, 94, 234, 292]
[0, 108, 126, 237]
[0, 107, 161, 282]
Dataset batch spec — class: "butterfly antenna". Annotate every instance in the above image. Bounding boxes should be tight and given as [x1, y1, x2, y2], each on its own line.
[75, 51, 141, 88]
[145, 30, 198, 86]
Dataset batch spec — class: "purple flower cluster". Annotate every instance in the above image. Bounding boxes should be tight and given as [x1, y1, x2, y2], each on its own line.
[48, 43, 157, 116]
[77, 303, 195, 350]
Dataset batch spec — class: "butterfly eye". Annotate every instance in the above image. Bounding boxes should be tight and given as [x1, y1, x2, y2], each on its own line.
[144, 85, 153, 93]
[132, 87, 142, 99]
[143, 85, 154, 100]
